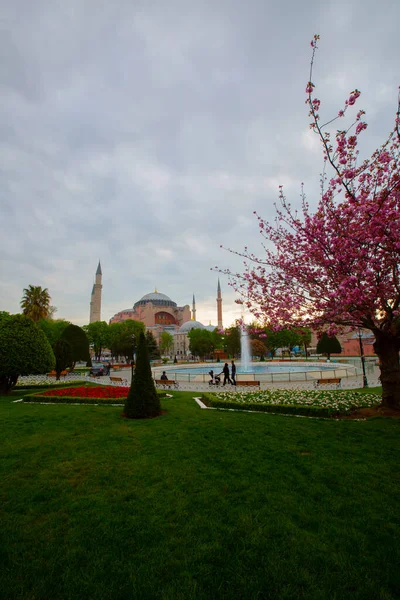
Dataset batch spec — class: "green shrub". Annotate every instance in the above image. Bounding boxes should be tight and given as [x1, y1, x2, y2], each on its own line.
[15, 381, 86, 390]
[61, 324, 91, 368]
[24, 394, 124, 405]
[24, 390, 166, 404]
[316, 333, 342, 360]
[0, 315, 55, 393]
[53, 338, 73, 379]
[124, 332, 161, 419]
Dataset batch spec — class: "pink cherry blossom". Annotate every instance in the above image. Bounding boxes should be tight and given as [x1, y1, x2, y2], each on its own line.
[219, 36, 400, 409]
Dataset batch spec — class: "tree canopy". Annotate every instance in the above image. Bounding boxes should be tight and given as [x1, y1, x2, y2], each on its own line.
[20, 285, 51, 322]
[159, 331, 174, 356]
[84, 321, 110, 361]
[108, 321, 145, 362]
[38, 318, 70, 347]
[188, 328, 221, 359]
[316, 333, 342, 360]
[61, 324, 91, 368]
[223, 36, 400, 407]
[0, 314, 55, 392]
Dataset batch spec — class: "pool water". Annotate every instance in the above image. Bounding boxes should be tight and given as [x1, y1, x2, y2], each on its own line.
[171, 363, 335, 375]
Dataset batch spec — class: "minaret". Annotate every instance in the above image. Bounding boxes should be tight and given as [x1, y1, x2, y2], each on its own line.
[192, 294, 196, 321]
[217, 278, 223, 329]
[89, 261, 102, 323]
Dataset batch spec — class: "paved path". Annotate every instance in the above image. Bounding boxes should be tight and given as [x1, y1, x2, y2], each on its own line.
[109, 366, 381, 393]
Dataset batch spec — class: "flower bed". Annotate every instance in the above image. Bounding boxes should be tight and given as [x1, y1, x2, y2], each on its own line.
[16, 375, 88, 388]
[24, 385, 166, 405]
[201, 389, 381, 418]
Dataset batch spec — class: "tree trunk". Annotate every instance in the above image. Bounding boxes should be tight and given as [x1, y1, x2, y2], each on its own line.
[0, 375, 18, 394]
[373, 332, 400, 409]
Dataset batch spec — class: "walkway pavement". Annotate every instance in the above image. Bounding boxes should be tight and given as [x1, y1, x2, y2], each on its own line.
[109, 366, 381, 393]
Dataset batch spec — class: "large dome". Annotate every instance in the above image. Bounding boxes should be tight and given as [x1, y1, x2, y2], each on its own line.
[134, 291, 177, 308]
[179, 320, 205, 333]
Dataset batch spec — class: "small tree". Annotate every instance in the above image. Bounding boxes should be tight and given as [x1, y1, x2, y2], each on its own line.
[124, 332, 161, 419]
[188, 329, 214, 359]
[160, 331, 174, 356]
[84, 321, 110, 361]
[0, 315, 55, 393]
[225, 326, 241, 357]
[297, 327, 312, 357]
[250, 339, 267, 360]
[38, 318, 70, 347]
[53, 339, 73, 380]
[146, 331, 161, 360]
[61, 324, 91, 369]
[316, 333, 342, 361]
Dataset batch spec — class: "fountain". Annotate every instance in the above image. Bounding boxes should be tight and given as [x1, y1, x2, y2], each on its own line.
[240, 325, 251, 372]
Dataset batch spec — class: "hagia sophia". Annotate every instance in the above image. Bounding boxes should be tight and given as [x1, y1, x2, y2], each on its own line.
[89, 262, 377, 358]
[89, 261, 224, 357]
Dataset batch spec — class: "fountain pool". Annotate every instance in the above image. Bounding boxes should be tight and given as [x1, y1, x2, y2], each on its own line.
[152, 361, 356, 384]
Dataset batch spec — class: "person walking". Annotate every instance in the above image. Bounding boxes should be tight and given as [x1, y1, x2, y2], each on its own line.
[221, 362, 232, 386]
[231, 360, 236, 385]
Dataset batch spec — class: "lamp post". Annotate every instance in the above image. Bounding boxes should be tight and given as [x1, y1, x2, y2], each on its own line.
[358, 329, 368, 388]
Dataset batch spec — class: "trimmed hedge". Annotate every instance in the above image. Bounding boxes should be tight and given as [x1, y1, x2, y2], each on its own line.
[201, 393, 338, 418]
[23, 390, 167, 404]
[15, 381, 87, 390]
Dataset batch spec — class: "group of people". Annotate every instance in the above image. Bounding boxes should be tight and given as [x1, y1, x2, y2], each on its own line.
[209, 361, 236, 386]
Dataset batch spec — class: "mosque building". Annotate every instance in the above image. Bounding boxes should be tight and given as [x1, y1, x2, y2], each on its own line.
[89, 262, 223, 357]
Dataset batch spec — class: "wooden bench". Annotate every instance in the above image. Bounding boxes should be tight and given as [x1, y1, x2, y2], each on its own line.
[314, 378, 341, 389]
[236, 380, 260, 389]
[109, 376, 128, 385]
[155, 379, 179, 390]
[47, 370, 67, 378]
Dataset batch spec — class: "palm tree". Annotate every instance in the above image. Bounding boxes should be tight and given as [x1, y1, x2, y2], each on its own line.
[20, 285, 51, 322]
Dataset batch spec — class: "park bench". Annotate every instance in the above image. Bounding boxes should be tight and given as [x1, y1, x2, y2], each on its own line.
[109, 376, 128, 385]
[155, 379, 180, 390]
[47, 370, 67, 378]
[236, 380, 261, 389]
[314, 378, 341, 389]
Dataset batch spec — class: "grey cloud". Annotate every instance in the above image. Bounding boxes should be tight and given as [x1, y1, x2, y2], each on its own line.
[1, 0, 399, 323]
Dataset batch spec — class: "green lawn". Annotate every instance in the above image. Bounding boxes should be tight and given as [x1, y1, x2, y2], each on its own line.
[1, 388, 399, 600]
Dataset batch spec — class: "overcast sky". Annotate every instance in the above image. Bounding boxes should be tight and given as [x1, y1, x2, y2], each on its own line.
[1, 0, 399, 327]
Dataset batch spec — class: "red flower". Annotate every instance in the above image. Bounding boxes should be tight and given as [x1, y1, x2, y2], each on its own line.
[38, 386, 130, 399]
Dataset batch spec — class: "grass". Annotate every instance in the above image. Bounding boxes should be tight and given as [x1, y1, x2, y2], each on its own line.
[1, 387, 399, 599]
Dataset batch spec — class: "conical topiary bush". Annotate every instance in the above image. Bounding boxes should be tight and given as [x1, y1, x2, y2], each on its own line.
[124, 332, 161, 419]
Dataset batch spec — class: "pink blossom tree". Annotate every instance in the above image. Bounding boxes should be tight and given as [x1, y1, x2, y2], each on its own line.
[222, 35, 400, 408]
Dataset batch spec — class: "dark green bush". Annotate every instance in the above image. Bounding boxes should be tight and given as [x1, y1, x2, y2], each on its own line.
[0, 315, 55, 393]
[15, 381, 88, 390]
[61, 324, 91, 368]
[24, 390, 166, 404]
[124, 332, 161, 418]
[53, 338, 73, 379]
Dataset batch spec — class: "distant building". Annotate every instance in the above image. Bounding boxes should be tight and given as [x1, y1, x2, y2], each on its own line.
[93, 275, 224, 352]
[110, 290, 191, 330]
[335, 330, 376, 357]
[89, 261, 102, 323]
